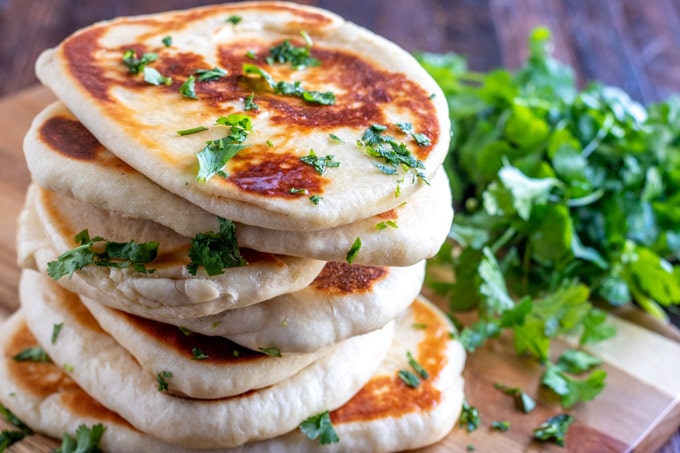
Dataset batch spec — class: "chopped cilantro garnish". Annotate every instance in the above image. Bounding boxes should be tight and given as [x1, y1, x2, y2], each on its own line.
[242, 64, 336, 105]
[300, 149, 340, 175]
[191, 348, 208, 360]
[187, 217, 246, 276]
[329, 133, 343, 143]
[266, 38, 320, 70]
[376, 220, 398, 230]
[177, 126, 208, 136]
[122, 49, 158, 74]
[143, 66, 172, 86]
[358, 124, 428, 182]
[395, 121, 432, 147]
[195, 67, 226, 82]
[289, 188, 309, 195]
[0, 430, 27, 450]
[63, 364, 74, 373]
[300, 411, 339, 445]
[541, 362, 607, 409]
[161, 35, 172, 47]
[195, 114, 252, 181]
[460, 400, 481, 432]
[397, 369, 420, 388]
[54, 423, 106, 453]
[47, 229, 158, 280]
[493, 382, 536, 413]
[491, 420, 510, 432]
[265, 139, 274, 147]
[51, 323, 63, 345]
[309, 195, 322, 205]
[0, 403, 32, 433]
[156, 371, 173, 392]
[533, 414, 574, 447]
[244, 92, 259, 111]
[179, 75, 198, 99]
[178, 326, 192, 336]
[246, 50, 257, 60]
[346, 237, 362, 264]
[407, 351, 429, 379]
[226, 15, 242, 25]
[259, 347, 282, 357]
[12, 347, 51, 363]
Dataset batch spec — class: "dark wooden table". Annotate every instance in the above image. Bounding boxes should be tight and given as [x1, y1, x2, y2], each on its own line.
[0, 1, 679, 451]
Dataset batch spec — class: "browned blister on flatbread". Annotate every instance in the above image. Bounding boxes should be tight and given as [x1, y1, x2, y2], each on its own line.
[35, 1, 450, 231]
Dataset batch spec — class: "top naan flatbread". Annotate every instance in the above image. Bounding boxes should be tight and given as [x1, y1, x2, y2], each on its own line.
[35, 1, 450, 231]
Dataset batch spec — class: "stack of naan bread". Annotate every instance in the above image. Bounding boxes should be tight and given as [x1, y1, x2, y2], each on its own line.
[1, 2, 466, 451]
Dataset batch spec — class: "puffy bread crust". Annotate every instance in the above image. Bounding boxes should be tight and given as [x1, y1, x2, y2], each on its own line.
[35, 1, 450, 231]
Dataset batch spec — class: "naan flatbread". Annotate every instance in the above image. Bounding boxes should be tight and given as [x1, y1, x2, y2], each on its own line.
[161, 260, 425, 354]
[18, 184, 325, 318]
[35, 1, 450, 231]
[2, 293, 464, 452]
[20, 269, 395, 449]
[80, 296, 330, 399]
[23, 102, 453, 266]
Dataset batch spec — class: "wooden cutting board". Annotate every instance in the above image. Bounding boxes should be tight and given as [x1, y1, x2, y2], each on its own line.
[0, 86, 679, 452]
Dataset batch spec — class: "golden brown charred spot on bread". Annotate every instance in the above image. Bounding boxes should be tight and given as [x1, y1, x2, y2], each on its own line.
[6, 319, 80, 398]
[311, 262, 388, 294]
[331, 298, 448, 423]
[227, 145, 327, 197]
[62, 28, 112, 102]
[39, 116, 103, 161]
[117, 310, 263, 364]
[60, 390, 134, 427]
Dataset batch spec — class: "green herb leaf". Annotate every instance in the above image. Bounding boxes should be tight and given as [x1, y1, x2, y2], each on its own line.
[143, 67, 172, 86]
[0, 403, 32, 433]
[459, 400, 481, 432]
[491, 420, 510, 431]
[122, 50, 158, 74]
[191, 348, 208, 360]
[179, 75, 198, 99]
[226, 15, 242, 25]
[300, 411, 339, 445]
[12, 347, 51, 363]
[161, 35, 172, 47]
[267, 39, 320, 70]
[541, 363, 607, 408]
[177, 126, 208, 136]
[244, 92, 259, 111]
[194, 115, 251, 182]
[346, 237, 362, 264]
[395, 121, 432, 146]
[309, 195, 322, 205]
[156, 371, 173, 392]
[493, 382, 536, 413]
[259, 347, 282, 357]
[359, 124, 428, 182]
[300, 149, 340, 175]
[195, 67, 227, 82]
[51, 323, 63, 345]
[187, 218, 246, 276]
[55, 423, 106, 453]
[533, 413, 574, 447]
[407, 351, 429, 379]
[242, 64, 335, 105]
[555, 349, 602, 374]
[398, 369, 420, 388]
[0, 430, 27, 450]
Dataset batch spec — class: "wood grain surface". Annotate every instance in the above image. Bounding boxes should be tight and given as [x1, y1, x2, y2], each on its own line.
[0, 1, 679, 451]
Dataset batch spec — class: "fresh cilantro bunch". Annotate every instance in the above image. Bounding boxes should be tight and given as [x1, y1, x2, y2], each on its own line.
[420, 26, 680, 323]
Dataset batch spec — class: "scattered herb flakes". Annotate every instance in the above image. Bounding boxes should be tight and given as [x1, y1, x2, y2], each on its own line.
[0, 403, 32, 433]
[226, 15, 242, 25]
[259, 347, 282, 357]
[533, 414, 574, 447]
[459, 400, 481, 432]
[300, 149, 340, 175]
[187, 217, 246, 276]
[246, 50, 257, 60]
[157, 371, 173, 392]
[143, 66, 172, 86]
[346, 237, 362, 264]
[195, 67, 226, 82]
[47, 229, 158, 280]
[63, 364, 74, 373]
[0, 430, 27, 450]
[289, 188, 309, 195]
[398, 369, 420, 388]
[412, 322, 428, 330]
[466, 445, 475, 452]
[161, 35, 172, 47]
[191, 348, 208, 360]
[329, 133, 343, 143]
[491, 420, 510, 432]
[12, 347, 51, 363]
[51, 322, 63, 344]
[300, 411, 339, 445]
[266, 38, 319, 70]
[177, 126, 208, 136]
[395, 121, 432, 147]
[55, 423, 106, 453]
[358, 124, 428, 183]
[493, 382, 536, 413]
[179, 75, 198, 99]
[555, 348, 602, 374]
[406, 351, 429, 379]
[244, 92, 259, 111]
[178, 326, 192, 336]
[309, 195, 323, 205]
[122, 49, 158, 74]
[376, 220, 398, 230]
[242, 64, 336, 105]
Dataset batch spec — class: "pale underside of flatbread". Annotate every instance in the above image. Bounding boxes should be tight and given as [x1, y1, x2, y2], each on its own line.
[4, 289, 464, 452]
[19, 269, 395, 449]
[35, 1, 450, 231]
[18, 184, 325, 318]
[79, 295, 329, 399]
[23, 102, 453, 266]
[160, 260, 425, 354]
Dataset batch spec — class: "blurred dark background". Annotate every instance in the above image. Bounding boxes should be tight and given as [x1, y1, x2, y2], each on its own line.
[2, 0, 680, 102]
